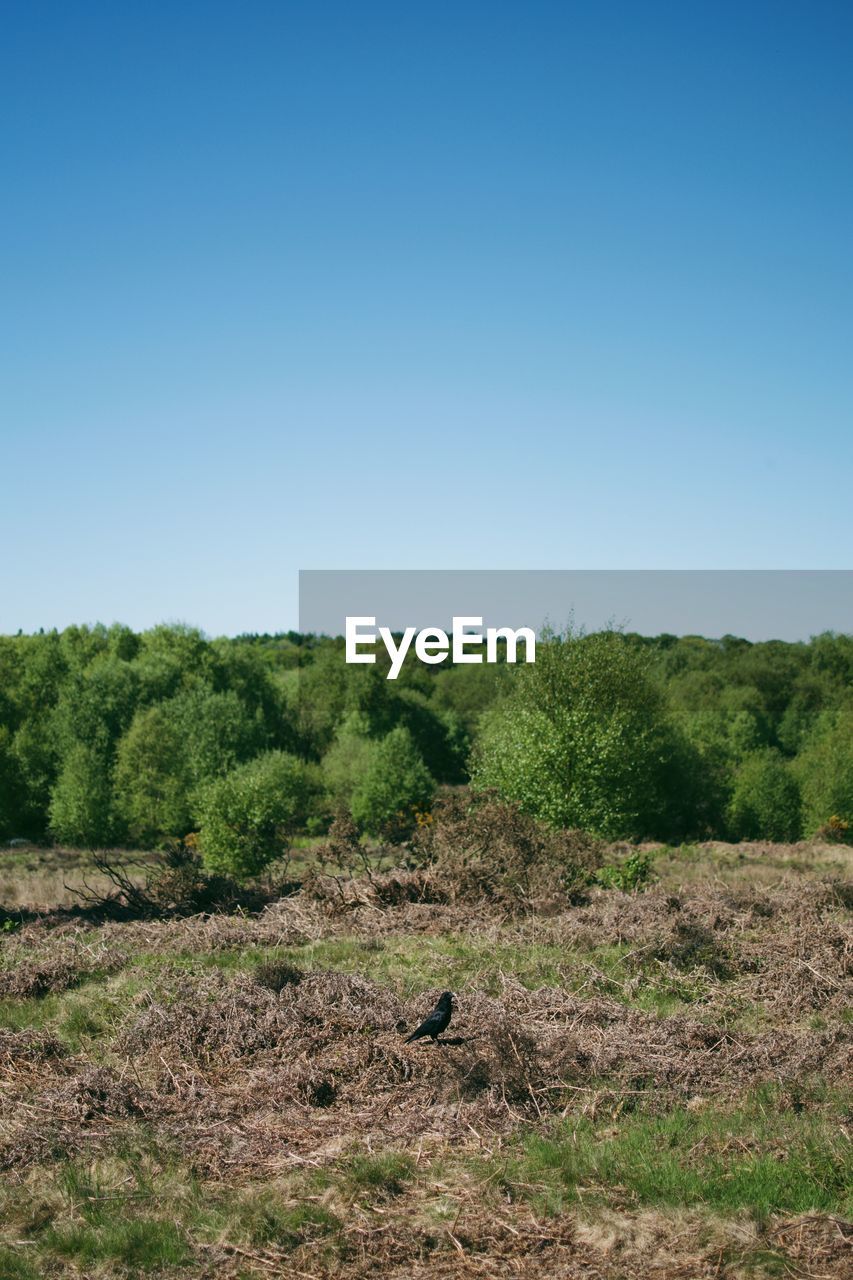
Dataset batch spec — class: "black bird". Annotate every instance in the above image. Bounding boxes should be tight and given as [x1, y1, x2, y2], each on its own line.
[404, 991, 454, 1043]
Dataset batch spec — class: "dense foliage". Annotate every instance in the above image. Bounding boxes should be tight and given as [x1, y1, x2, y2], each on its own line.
[471, 631, 698, 839]
[0, 623, 850, 855]
[195, 751, 320, 878]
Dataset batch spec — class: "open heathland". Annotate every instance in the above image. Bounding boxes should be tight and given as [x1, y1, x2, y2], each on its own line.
[0, 837, 851, 1279]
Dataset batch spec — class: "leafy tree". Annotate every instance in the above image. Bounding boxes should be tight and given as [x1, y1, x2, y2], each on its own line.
[195, 751, 319, 878]
[350, 726, 434, 839]
[807, 631, 853, 686]
[12, 631, 67, 723]
[133, 624, 212, 705]
[795, 708, 853, 834]
[10, 717, 59, 839]
[726, 749, 802, 841]
[208, 637, 292, 744]
[393, 688, 468, 783]
[776, 679, 827, 754]
[0, 727, 23, 839]
[52, 657, 138, 757]
[321, 712, 379, 811]
[432, 661, 511, 736]
[177, 688, 265, 786]
[114, 704, 190, 844]
[114, 689, 264, 845]
[49, 743, 118, 847]
[291, 643, 353, 758]
[472, 630, 698, 839]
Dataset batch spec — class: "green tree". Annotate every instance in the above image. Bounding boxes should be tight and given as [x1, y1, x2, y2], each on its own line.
[321, 712, 379, 811]
[472, 630, 698, 839]
[10, 717, 58, 839]
[133, 623, 212, 705]
[52, 657, 138, 756]
[795, 708, 853, 834]
[113, 704, 189, 844]
[114, 689, 264, 845]
[48, 743, 118, 847]
[350, 726, 434, 839]
[195, 751, 319, 878]
[0, 727, 23, 839]
[393, 688, 468, 783]
[727, 749, 802, 841]
[432, 661, 510, 736]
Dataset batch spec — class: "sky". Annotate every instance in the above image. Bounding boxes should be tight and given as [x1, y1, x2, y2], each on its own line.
[2, 1, 852, 636]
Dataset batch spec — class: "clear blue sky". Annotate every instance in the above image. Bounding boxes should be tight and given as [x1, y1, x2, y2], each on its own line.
[2, 1, 851, 635]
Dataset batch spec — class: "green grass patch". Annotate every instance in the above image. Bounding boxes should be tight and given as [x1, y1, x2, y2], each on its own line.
[0, 993, 62, 1031]
[1, 968, 150, 1051]
[231, 1188, 340, 1248]
[502, 1087, 853, 1223]
[2, 1149, 344, 1274]
[0, 1246, 41, 1280]
[43, 1217, 191, 1272]
[340, 1151, 416, 1197]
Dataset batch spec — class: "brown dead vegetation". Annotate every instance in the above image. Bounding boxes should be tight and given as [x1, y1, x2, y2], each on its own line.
[0, 838, 850, 1278]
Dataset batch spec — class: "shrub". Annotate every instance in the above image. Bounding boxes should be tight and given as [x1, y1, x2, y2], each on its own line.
[815, 814, 851, 844]
[472, 630, 699, 840]
[68, 842, 266, 918]
[195, 751, 320, 879]
[596, 850, 654, 892]
[142, 842, 249, 914]
[350, 727, 434, 839]
[727, 749, 803, 841]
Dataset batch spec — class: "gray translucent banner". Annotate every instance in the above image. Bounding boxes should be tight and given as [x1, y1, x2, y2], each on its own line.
[299, 570, 853, 642]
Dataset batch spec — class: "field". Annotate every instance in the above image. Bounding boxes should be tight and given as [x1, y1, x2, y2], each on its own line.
[1, 839, 851, 1279]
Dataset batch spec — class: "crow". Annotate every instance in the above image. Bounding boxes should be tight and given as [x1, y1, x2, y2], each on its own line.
[404, 991, 454, 1043]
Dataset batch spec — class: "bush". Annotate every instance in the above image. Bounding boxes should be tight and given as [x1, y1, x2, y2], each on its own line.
[727, 749, 803, 841]
[815, 814, 851, 844]
[472, 630, 698, 840]
[350, 726, 434, 839]
[66, 840, 270, 918]
[596, 850, 654, 892]
[194, 751, 320, 879]
[795, 708, 853, 836]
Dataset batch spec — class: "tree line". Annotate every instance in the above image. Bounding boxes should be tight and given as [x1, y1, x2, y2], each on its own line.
[0, 624, 850, 869]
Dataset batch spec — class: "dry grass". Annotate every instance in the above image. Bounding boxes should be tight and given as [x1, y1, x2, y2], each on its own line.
[0, 837, 850, 1278]
[0, 844, 156, 911]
